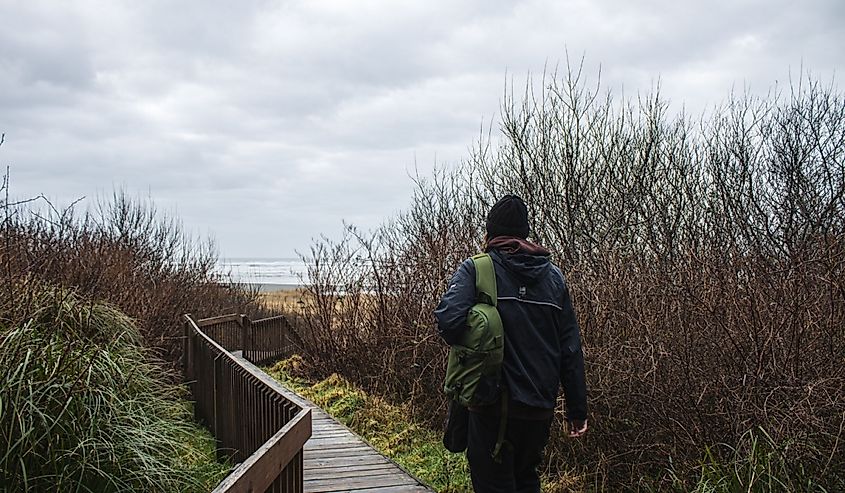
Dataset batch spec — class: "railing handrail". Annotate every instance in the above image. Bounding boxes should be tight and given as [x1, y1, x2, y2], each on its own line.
[186, 313, 232, 355]
[196, 312, 243, 327]
[184, 313, 311, 493]
[251, 314, 288, 324]
[211, 408, 310, 493]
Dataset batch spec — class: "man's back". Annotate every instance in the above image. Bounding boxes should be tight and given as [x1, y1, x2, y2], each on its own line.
[434, 194, 588, 493]
[435, 239, 586, 419]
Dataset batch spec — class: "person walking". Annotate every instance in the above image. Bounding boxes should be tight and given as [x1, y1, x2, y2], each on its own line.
[435, 194, 588, 493]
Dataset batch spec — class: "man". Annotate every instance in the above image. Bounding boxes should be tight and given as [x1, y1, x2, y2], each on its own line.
[435, 194, 588, 493]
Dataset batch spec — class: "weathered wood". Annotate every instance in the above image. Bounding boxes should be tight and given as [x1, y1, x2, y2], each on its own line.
[309, 431, 349, 439]
[303, 445, 374, 456]
[212, 409, 312, 493]
[342, 486, 433, 493]
[197, 312, 242, 327]
[305, 436, 367, 446]
[304, 452, 391, 464]
[303, 471, 418, 491]
[187, 313, 435, 493]
[303, 458, 393, 470]
[303, 463, 397, 479]
[185, 314, 311, 493]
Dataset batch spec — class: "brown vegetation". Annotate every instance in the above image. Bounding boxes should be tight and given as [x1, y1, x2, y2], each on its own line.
[287, 66, 845, 490]
[260, 288, 311, 314]
[0, 188, 258, 367]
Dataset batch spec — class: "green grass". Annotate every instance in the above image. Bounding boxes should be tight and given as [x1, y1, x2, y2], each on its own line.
[676, 427, 832, 493]
[0, 284, 229, 492]
[266, 356, 472, 493]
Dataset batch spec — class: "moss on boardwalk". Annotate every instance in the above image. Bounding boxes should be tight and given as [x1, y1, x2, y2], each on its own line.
[265, 357, 472, 493]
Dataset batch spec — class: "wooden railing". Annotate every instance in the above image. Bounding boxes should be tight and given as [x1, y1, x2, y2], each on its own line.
[185, 313, 306, 365]
[244, 315, 307, 365]
[184, 314, 311, 493]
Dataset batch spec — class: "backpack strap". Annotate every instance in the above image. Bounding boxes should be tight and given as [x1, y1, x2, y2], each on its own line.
[471, 253, 497, 307]
[492, 386, 509, 463]
[472, 253, 509, 462]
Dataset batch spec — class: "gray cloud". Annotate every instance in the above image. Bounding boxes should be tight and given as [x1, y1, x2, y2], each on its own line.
[1, 0, 842, 257]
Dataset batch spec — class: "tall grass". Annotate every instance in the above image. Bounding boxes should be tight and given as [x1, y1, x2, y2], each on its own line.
[0, 284, 228, 491]
[0, 177, 256, 489]
[682, 428, 821, 493]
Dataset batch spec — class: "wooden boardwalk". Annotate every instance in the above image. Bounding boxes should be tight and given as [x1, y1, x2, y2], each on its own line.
[234, 353, 434, 493]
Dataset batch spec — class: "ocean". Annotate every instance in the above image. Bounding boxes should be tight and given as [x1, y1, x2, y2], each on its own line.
[216, 257, 309, 287]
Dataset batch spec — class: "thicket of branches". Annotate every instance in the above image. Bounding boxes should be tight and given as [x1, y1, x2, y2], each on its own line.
[293, 67, 844, 490]
[0, 184, 257, 366]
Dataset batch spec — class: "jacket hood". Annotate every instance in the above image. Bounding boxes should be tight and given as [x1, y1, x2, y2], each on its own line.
[491, 250, 551, 286]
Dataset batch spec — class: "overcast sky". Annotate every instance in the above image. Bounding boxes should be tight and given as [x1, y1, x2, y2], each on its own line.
[2, 0, 842, 258]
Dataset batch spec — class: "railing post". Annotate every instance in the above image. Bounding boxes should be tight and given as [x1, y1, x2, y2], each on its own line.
[213, 353, 222, 458]
[183, 314, 193, 381]
[240, 314, 251, 360]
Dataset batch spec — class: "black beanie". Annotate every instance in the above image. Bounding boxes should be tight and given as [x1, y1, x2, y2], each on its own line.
[486, 194, 529, 239]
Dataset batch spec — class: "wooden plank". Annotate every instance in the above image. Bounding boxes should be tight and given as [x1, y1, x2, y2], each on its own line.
[311, 419, 338, 426]
[304, 463, 397, 480]
[306, 437, 368, 447]
[304, 471, 419, 491]
[304, 455, 392, 468]
[342, 486, 432, 493]
[310, 434, 350, 441]
[304, 438, 369, 448]
[302, 443, 370, 455]
[305, 443, 373, 454]
[310, 432, 350, 440]
[312, 420, 346, 427]
[303, 446, 376, 459]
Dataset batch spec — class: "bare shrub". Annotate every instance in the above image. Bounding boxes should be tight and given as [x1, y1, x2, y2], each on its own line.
[291, 66, 844, 489]
[0, 189, 258, 367]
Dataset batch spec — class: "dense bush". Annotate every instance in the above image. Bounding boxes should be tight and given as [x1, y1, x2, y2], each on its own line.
[292, 66, 844, 490]
[0, 171, 257, 489]
[0, 284, 228, 491]
[0, 190, 257, 366]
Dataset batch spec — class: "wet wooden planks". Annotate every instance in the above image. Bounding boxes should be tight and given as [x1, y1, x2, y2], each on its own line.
[232, 353, 433, 493]
[302, 407, 432, 492]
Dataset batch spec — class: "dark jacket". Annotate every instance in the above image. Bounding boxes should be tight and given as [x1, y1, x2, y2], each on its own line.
[434, 249, 587, 421]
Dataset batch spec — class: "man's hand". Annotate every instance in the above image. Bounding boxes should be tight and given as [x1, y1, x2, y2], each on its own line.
[568, 419, 588, 438]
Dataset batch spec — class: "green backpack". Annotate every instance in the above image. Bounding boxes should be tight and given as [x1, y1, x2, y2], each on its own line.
[443, 253, 504, 407]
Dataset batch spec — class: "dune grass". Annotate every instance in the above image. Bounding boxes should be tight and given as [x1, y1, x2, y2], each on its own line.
[259, 288, 311, 313]
[0, 284, 228, 492]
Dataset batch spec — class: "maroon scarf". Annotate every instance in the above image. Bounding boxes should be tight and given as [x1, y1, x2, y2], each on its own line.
[484, 236, 550, 256]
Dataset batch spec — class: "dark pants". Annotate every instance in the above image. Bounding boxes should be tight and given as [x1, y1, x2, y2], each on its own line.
[466, 411, 552, 493]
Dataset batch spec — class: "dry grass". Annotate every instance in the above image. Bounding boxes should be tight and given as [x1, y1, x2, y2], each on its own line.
[259, 288, 311, 313]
